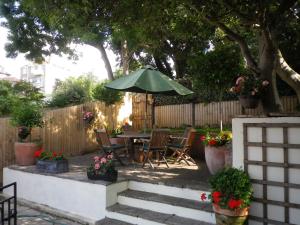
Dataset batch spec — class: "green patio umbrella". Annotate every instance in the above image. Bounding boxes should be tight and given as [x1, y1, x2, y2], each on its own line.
[105, 65, 193, 130]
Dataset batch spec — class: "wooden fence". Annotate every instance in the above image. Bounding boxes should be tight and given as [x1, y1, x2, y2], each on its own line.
[0, 101, 128, 181]
[154, 96, 299, 128]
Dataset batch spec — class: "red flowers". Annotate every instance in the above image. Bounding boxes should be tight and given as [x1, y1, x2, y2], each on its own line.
[200, 193, 207, 201]
[34, 149, 65, 160]
[34, 149, 43, 158]
[208, 139, 217, 146]
[228, 199, 243, 209]
[200, 135, 206, 141]
[212, 191, 222, 204]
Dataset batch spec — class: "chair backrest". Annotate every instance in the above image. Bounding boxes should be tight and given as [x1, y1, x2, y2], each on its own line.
[94, 129, 111, 147]
[185, 128, 196, 148]
[183, 126, 193, 138]
[149, 129, 170, 149]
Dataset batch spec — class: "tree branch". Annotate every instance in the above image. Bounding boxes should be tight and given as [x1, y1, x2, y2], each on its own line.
[205, 17, 260, 74]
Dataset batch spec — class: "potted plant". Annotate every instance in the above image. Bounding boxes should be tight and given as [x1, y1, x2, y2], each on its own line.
[87, 154, 118, 182]
[230, 75, 269, 108]
[109, 127, 124, 145]
[201, 131, 232, 175]
[201, 167, 253, 225]
[10, 102, 44, 166]
[83, 111, 94, 124]
[35, 149, 69, 173]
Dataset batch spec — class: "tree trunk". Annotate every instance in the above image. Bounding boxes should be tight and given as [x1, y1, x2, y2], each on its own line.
[258, 32, 283, 113]
[121, 40, 131, 75]
[275, 49, 300, 104]
[96, 44, 114, 80]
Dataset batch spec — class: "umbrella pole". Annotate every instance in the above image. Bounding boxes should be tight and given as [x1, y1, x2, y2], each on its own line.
[144, 92, 148, 133]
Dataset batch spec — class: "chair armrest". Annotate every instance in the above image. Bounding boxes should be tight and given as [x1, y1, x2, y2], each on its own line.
[169, 135, 184, 140]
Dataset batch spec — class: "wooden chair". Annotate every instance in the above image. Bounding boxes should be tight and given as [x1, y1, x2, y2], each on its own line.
[167, 128, 196, 165]
[94, 129, 128, 166]
[141, 129, 170, 169]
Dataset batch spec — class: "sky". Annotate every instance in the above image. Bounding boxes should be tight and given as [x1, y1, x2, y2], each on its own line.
[0, 25, 118, 86]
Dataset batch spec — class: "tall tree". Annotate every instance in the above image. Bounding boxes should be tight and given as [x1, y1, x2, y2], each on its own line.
[0, 0, 115, 80]
[186, 0, 300, 112]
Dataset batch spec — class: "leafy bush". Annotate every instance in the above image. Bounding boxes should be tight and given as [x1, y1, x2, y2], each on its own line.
[93, 80, 124, 106]
[208, 167, 253, 210]
[49, 74, 97, 107]
[0, 80, 44, 116]
[10, 102, 44, 129]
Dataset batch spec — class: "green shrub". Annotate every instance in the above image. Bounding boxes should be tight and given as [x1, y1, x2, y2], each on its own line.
[208, 167, 253, 210]
[49, 74, 97, 107]
[93, 81, 124, 106]
[0, 80, 44, 116]
[10, 102, 44, 141]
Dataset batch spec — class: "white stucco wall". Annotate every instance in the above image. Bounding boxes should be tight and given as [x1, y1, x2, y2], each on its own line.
[232, 116, 300, 225]
[3, 168, 126, 224]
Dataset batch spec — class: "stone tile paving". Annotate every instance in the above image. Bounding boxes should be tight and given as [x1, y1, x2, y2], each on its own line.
[7, 204, 84, 225]
[10, 152, 210, 190]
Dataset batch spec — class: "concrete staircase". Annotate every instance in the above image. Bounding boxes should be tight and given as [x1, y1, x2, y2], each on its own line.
[105, 181, 215, 225]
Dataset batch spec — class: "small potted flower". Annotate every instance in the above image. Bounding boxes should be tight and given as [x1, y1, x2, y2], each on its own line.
[201, 167, 253, 225]
[230, 74, 269, 108]
[201, 131, 232, 174]
[87, 154, 118, 182]
[83, 111, 94, 124]
[35, 149, 69, 173]
[109, 128, 124, 145]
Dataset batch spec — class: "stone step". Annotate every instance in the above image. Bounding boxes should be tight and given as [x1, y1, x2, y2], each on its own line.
[98, 217, 134, 225]
[128, 180, 210, 202]
[107, 204, 215, 225]
[117, 190, 214, 223]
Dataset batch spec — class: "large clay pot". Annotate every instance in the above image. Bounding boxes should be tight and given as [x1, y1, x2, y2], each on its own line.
[213, 204, 249, 225]
[239, 95, 259, 109]
[14, 142, 40, 166]
[205, 145, 231, 175]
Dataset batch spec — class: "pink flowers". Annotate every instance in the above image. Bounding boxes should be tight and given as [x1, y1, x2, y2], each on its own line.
[92, 154, 114, 171]
[94, 156, 100, 162]
[262, 80, 269, 86]
[94, 163, 100, 170]
[101, 158, 107, 164]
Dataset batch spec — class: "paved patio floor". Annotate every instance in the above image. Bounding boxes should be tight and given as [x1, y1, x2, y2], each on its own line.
[6, 203, 83, 225]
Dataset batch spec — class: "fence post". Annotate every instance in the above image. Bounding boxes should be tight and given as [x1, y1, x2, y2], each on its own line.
[192, 103, 195, 127]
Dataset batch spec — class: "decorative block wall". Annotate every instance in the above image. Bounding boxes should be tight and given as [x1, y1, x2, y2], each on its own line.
[232, 117, 300, 225]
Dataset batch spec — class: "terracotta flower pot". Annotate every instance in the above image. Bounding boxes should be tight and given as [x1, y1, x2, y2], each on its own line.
[205, 145, 231, 175]
[110, 137, 125, 145]
[213, 204, 249, 225]
[14, 142, 40, 166]
[239, 95, 259, 109]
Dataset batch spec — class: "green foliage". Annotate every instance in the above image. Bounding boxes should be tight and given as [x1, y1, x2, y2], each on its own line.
[0, 80, 44, 116]
[49, 74, 97, 107]
[0, 80, 14, 116]
[209, 167, 253, 209]
[189, 43, 244, 102]
[10, 102, 44, 128]
[93, 80, 124, 106]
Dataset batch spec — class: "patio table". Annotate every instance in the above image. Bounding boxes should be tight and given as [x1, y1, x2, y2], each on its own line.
[117, 132, 151, 161]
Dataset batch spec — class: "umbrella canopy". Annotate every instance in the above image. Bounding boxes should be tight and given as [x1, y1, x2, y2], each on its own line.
[105, 65, 193, 96]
